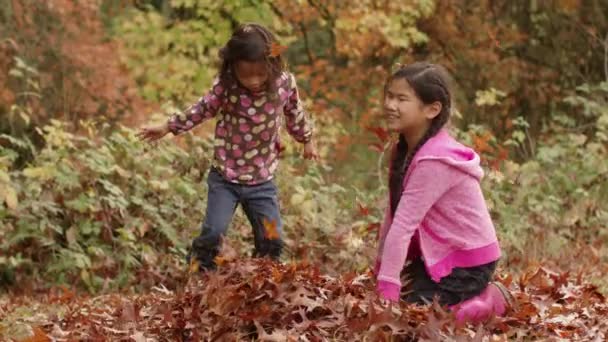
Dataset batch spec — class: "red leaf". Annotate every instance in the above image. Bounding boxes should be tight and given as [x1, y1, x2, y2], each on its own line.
[20, 327, 50, 342]
[356, 200, 370, 216]
[366, 126, 390, 143]
[366, 222, 380, 232]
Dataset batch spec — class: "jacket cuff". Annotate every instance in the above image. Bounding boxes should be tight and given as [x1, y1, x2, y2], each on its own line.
[377, 280, 401, 302]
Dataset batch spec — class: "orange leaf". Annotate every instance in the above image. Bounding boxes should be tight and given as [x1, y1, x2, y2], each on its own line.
[188, 259, 200, 274]
[472, 132, 493, 153]
[214, 256, 227, 266]
[272, 267, 284, 282]
[20, 327, 50, 342]
[263, 218, 280, 240]
[269, 42, 287, 57]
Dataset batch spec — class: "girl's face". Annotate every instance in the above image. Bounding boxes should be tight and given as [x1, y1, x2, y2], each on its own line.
[384, 78, 439, 135]
[234, 60, 269, 93]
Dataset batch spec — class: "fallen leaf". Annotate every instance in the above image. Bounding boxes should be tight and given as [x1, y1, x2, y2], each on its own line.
[263, 218, 280, 240]
[254, 320, 289, 342]
[130, 331, 147, 342]
[214, 256, 227, 266]
[189, 259, 200, 274]
[19, 326, 50, 342]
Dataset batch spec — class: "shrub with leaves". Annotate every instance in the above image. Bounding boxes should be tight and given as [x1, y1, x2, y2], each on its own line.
[1, 120, 212, 291]
[111, 0, 287, 104]
[479, 82, 608, 260]
[0, 112, 370, 291]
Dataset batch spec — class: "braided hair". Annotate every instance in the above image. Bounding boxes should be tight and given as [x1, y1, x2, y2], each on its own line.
[218, 23, 286, 93]
[388, 62, 452, 216]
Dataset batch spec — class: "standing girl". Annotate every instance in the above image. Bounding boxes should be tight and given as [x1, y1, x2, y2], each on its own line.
[375, 62, 513, 322]
[138, 23, 317, 270]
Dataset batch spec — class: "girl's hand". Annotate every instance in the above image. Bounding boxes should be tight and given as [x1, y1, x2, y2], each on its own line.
[303, 141, 319, 160]
[137, 123, 170, 142]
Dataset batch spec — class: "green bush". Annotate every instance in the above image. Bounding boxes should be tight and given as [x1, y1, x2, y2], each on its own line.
[479, 82, 608, 259]
[1, 121, 211, 291]
[0, 112, 365, 291]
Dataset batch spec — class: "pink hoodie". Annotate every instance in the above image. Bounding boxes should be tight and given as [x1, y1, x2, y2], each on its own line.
[377, 129, 501, 288]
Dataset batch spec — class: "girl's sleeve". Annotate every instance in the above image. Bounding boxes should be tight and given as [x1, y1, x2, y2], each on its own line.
[376, 145, 397, 257]
[377, 160, 457, 286]
[375, 204, 391, 256]
[373, 204, 391, 276]
[168, 77, 225, 135]
[283, 73, 313, 143]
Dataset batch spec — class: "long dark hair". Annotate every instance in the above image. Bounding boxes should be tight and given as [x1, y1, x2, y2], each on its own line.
[388, 62, 452, 215]
[218, 23, 286, 92]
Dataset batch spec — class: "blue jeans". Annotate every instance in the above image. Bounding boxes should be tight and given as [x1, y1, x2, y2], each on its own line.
[189, 167, 283, 270]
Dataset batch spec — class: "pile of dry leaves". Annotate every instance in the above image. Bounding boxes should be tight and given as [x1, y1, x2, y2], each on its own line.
[2, 258, 607, 341]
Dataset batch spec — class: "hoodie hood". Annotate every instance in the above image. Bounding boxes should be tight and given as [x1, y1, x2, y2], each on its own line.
[413, 129, 484, 180]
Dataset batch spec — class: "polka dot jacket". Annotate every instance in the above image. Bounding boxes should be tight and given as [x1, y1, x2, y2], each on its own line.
[168, 72, 313, 185]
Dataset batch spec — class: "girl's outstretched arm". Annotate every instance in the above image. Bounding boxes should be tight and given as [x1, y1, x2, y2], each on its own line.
[283, 74, 313, 144]
[167, 77, 225, 135]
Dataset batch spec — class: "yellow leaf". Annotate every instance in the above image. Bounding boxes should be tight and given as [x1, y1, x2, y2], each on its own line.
[2, 184, 18, 209]
[188, 259, 200, 274]
[0, 169, 10, 182]
[300, 200, 315, 214]
[150, 180, 169, 191]
[22, 166, 54, 181]
[290, 193, 305, 206]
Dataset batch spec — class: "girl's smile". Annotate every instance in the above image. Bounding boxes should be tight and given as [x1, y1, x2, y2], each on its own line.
[384, 78, 425, 133]
[383, 77, 442, 146]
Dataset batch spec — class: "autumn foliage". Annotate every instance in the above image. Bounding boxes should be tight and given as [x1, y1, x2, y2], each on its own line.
[2, 0, 608, 340]
[2, 258, 606, 340]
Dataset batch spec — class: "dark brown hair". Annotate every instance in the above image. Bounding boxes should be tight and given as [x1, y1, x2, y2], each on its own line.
[388, 62, 452, 215]
[218, 23, 286, 92]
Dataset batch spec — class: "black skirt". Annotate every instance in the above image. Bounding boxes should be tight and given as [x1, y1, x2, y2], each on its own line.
[402, 257, 497, 306]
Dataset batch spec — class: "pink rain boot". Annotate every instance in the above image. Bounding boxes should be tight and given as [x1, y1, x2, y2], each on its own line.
[452, 282, 514, 324]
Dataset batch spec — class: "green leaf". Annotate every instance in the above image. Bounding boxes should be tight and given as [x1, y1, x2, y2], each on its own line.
[23, 165, 55, 181]
[65, 194, 95, 213]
